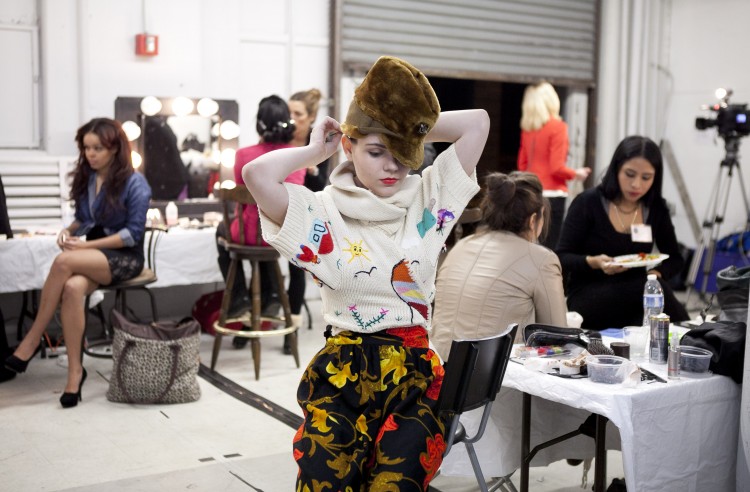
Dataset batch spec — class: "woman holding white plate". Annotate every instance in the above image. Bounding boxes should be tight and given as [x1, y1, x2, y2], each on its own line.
[556, 136, 689, 329]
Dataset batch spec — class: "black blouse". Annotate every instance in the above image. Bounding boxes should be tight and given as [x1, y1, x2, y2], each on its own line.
[556, 187, 686, 328]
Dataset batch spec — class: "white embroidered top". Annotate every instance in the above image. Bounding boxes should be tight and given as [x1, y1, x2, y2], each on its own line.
[259, 144, 479, 334]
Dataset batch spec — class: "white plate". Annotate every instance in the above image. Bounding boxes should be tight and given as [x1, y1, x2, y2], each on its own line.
[610, 253, 669, 269]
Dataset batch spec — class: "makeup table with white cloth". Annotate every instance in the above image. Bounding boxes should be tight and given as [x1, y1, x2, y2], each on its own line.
[0, 226, 223, 294]
[439, 343, 741, 492]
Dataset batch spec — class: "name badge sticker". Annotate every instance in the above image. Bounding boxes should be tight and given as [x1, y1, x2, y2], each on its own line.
[631, 224, 653, 243]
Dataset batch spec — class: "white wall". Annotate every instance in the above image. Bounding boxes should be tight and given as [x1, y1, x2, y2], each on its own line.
[0, 0, 330, 158]
[663, 0, 750, 248]
[597, 0, 750, 249]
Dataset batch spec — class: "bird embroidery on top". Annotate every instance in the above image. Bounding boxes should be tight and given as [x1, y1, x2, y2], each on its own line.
[436, 208, 456, 234]
[391, 259, 429, 322]
[416, 198, 437, 238]
[342, 237, 371, 267]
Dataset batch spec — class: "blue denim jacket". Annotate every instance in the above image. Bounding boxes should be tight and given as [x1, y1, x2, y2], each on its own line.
[74, 172, 152, 247]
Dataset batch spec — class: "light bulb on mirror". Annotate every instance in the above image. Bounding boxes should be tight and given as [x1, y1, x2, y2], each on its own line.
[140, 96, 162, 116]
[122, 120, 141, 141]
[221, 148, 236, 168]
[131, 151, 143, 169]
[220, 180, 236, 189]
[220, 120, 240, 140]
[197, 98, 219, 117]
[172, 96, 195, 117]
[211, 148, 222, 164]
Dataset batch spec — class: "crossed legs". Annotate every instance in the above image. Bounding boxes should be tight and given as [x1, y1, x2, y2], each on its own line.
[13, 249, 111, 393]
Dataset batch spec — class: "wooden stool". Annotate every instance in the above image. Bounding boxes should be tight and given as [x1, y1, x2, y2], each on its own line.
[210, 186, 300, 380]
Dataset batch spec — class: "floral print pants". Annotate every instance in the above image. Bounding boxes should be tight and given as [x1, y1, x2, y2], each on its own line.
[294, 327, 446, 492]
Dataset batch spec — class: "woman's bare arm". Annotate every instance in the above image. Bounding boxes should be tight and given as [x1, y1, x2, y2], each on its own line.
[243, 117, 341, 225]
[426, 109, 490, 176]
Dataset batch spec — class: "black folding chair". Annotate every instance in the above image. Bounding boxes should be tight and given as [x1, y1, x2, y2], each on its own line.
[436, 323, 519, 492]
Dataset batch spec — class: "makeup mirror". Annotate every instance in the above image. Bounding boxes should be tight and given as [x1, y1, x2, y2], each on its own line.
[115, 96, 239, 201]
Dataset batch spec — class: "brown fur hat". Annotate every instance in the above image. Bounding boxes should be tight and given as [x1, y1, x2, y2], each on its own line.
[341, 56, 440, 170]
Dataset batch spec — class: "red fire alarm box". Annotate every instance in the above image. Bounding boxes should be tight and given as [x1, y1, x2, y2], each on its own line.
[135, 34, 159, 56]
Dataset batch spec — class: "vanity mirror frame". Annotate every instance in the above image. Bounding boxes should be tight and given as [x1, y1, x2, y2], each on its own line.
[114, 95, 239, 197]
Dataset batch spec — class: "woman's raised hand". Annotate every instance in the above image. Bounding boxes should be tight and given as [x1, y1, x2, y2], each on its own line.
[310, 116, 342, 162]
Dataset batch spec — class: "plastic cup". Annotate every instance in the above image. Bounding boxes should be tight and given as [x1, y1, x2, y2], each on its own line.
[623, 325, 649, 362]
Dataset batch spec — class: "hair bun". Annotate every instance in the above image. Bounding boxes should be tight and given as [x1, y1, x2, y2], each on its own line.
[485, 173, 515, 208]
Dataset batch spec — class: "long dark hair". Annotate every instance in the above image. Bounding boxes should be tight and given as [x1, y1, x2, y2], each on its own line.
[598, 135, 663, 209]
[69, 118, 133, 214]
[256, 95, 295, 143]
[480, 171, 550, 241]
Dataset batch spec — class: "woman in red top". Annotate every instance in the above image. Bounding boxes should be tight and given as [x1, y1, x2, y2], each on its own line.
[517, 82, 591, 249]
[215, 95, 305, 339]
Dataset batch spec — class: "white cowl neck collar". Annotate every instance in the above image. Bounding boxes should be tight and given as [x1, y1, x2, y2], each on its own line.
[327, 161, 421, 234]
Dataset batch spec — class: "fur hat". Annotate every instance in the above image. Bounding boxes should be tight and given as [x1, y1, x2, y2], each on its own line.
[341, 56, 440, 170]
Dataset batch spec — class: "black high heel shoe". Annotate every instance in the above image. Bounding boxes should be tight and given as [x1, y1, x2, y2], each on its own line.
[4, 343, 43, 374]
[60, 368, 87, 408]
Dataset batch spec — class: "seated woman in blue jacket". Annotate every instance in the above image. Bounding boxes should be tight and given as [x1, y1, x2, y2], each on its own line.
[5, 118, 151, 408]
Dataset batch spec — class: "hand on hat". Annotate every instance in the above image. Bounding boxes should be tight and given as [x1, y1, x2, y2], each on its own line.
[311, 116, 342, 162]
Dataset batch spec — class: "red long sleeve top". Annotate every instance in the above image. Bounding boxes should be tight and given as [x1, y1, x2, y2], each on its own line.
[517, 118, 574, 193]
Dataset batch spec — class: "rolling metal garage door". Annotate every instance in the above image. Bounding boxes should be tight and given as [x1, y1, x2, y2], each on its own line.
[340, 0, 597, 85]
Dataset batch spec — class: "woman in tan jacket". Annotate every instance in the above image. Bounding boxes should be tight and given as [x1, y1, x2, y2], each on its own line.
[431, 171, 568, 359]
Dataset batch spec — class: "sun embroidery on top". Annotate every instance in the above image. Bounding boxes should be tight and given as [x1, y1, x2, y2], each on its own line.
[342, 237, 371, 266]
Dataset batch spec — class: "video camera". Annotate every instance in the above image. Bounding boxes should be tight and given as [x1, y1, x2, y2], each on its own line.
[695, 88, 750, 139]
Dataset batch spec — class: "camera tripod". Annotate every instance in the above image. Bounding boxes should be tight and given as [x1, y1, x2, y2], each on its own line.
[686, 136, 750, 301]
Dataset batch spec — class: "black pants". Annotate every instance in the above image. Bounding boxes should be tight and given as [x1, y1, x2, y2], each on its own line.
[542, 196, 566, 250]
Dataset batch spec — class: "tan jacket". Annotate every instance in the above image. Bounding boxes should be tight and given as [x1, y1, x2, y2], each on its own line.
[431, 230, 568, 360]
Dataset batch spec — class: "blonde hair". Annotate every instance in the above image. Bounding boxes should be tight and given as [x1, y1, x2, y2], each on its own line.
[290, 88, 323, 121]
[519, 82, 561, 131]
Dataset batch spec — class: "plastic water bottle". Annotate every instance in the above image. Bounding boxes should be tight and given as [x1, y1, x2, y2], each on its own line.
[642, 274, 664, 326]
[165, 201, 178, 226]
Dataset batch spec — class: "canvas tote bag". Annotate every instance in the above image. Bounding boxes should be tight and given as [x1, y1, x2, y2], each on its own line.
[107, 310, 201, 404]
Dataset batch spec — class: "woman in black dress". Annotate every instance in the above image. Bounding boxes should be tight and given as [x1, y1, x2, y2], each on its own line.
[556, 136, 689, 329]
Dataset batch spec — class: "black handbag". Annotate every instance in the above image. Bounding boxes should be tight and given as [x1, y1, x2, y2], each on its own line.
[680, 320, 746, 383]
[107, 310, 202, 404]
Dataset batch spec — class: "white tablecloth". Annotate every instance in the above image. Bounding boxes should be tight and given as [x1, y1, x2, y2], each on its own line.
[0, 227, 223, 294]
[441, 354, 741, 492]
